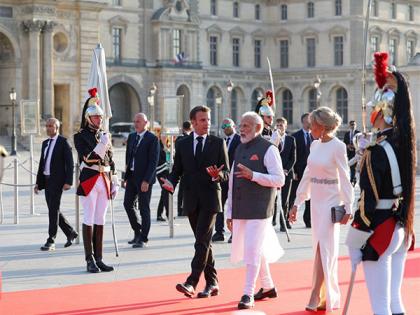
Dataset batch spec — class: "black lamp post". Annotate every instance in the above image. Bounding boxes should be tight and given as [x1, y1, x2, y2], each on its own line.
[9, 88, 17, 155]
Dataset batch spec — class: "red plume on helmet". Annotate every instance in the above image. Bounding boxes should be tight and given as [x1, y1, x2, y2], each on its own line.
[88, 88, 98, 98]
[374, 52, 388, 89]
[265, 90, 273, 106]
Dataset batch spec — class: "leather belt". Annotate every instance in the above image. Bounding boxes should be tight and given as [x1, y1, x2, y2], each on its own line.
[376, 198, 399, 210]
[80, 162, 110, 173]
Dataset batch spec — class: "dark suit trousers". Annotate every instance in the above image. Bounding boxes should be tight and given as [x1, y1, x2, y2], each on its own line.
[123, 176, 152, 242]
[44, 179, 73, 243]
[289, 177, 311, 227]
[214, 187, 228, 234]
[157, 170, 169, 218]
[186, 206, 218, 288]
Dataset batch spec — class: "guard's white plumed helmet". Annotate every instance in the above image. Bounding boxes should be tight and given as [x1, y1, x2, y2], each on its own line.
[85, 105, 104, 126]
[259, 105, 274, 117]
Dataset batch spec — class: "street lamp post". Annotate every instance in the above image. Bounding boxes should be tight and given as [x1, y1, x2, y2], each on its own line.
[226, 79, 234, 127]
[9, 88, 17, 155]
[215, 96, 222, 136]
[148, 82, 157, 132]
[313, 76, 322, 108]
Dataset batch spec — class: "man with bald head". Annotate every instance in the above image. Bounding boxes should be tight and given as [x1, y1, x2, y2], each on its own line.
[212, 118, 240, 242]
[35, 118, 77, 251]
[123, 113, 159, 248]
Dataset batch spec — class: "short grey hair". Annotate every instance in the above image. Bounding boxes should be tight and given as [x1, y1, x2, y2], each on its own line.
[310, 106, 342, 133]
[241, 111, 264, 135]
[135, 113, 148, 121]
[47, 117, 60, 128]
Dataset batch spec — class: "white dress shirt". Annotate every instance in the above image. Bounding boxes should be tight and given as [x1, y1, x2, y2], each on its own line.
[193, 132, 207, 155]
[43, 134, 58, 176]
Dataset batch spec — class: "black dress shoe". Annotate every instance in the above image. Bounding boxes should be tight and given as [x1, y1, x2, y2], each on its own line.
[280, 226, 286, 232]
[254, 287, 278, 300]
[176, 282, 195, 297]
[96, 260, 114, 272]
[212, 233, 225, 242]
[228, 235, 232, 243]
[157, 216, 166, 222]
[132, 240, 147, 248]
[238, 295, 254, 309]
[128, 234, 141, 244]
[272, 221, 277, 226]
[286, 222, 292, 229]
[40, 242, 55, 251]
[197, 284, 219, 298]
[64, 231, 78, 248]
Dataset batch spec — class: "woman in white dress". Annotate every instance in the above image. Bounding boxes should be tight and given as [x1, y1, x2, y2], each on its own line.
[289, 107, 354, 312]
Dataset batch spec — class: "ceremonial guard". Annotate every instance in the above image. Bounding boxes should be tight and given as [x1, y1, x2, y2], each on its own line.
[347, 52, 416, 315]
[74, 88, 118, 273]
[255, 90, 275, 140]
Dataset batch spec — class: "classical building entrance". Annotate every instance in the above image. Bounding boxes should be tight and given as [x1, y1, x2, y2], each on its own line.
[109, 82, 141, 124]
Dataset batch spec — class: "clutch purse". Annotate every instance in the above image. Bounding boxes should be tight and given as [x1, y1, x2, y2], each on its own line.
[345, 226, 373, 249]
[331, 205, 346, 223]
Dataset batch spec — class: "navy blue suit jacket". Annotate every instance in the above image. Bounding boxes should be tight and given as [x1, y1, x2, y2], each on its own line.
[124, 130, 159, 188]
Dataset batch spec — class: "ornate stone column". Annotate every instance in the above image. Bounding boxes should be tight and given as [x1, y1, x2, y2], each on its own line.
[22, 20, 45, 111]
[42, 21, 56, 118]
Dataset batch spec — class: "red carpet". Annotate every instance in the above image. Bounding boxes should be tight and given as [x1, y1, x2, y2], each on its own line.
[1, 249, 419, 315]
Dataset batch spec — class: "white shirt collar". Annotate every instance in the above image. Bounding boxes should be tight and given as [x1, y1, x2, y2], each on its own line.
[137, 130, 147, 137]
[193, 132, 207, 141]
[49, 134, 59, 141]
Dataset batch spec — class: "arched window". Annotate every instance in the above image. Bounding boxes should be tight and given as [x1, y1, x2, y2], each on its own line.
[251, 89, 262, 111]
[233, 1, 239, 18]
[336, 87, 348, 123]
[231, 89, 238, 123]
[282, 89, 293, 124]
[206, 88, 217, 124]
[308, 88, 317, 111]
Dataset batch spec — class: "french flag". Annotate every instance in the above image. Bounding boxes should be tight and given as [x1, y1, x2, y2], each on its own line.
[174, 51, 186, 64]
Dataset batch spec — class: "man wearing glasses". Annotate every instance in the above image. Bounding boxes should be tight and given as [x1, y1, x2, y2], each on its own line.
[212, 118, 240, 242]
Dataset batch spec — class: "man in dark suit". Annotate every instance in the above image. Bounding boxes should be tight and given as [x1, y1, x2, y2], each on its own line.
[289, 113, 312, 228]
[271, 117, 296, 231]
[175, 121, 192, 217]
[161, 105, 229, 299]
[212, 118, 240, 242]
[343, 120, 360, 186]
[123, 113, 159, 248]
[35, 118, 77, 251]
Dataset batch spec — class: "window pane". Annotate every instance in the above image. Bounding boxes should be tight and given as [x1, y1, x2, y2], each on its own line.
[335, 0, 342, 16]
[409, 5, 414, 21]
[211, 0, 217, 15]
[231, 89, 238, 122]
[309, 88, 317, 111]
[210, 36, 217, 66]
[391, 2, 396, 19]
[254, 40, 261, 68]
[233, 38, 240, 67]
[308, 2, 314, 18]
[336, 88, 348, 123]
[173, 29, 181, 59]
[372, 0, 378, 17]
[233, 2, 239, 17]
[112, 28, 121, 61]
[280, 40, 289, 68]
[334, 36, 343, 66]
[370, 36, 379, 55]
[206, 88, 217, 124]
[255, 4, 261, 20]
[389, 39, 397, 65]
[407, 40, 415, 62]
[307, 38, 316, 67]
[282, 90, 293, 124]
[281, 4, 288, 20]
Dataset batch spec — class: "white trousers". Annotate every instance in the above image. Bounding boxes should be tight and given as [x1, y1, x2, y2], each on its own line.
[363, 225, 408, 315]
[81, 176, 109, 226]
[244, 256, 275, 296]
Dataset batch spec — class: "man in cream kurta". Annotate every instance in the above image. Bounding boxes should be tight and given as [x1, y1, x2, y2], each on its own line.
[226, 112, 285, 310]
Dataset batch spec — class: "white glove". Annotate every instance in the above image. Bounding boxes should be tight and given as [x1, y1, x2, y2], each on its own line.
[100, 132, 110, 146]
[111, 174, 120, 199]
[348, 247, 363, 269]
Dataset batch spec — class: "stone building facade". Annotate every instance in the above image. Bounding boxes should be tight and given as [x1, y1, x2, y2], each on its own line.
[0, 0, 420, 140]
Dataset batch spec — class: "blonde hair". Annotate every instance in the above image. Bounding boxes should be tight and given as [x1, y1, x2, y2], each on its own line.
[310, 106, 342, 133]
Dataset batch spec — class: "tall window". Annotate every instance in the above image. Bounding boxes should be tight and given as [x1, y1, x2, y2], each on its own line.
[251, 89, 261, 111]
[254, 40, 261, 68]
[336, 88, 348, 123]
[280, 40, 289, 68]
[172, 29, 181, 59]
[233, 1, 239, 18]
[370, 36, 379, 55]
[255, 4, 261, 20]
[232, 38, 240, 67]
[307, 2, 315, 18]
[391, 2, 396, 19]
[210, 36, 218, 66]
[231, 89, 238, 123]
[206, 88, 217, 125]
[281, 4, 288, 20]
[389, 38, 397, 65]
[335, 0, 342, 16]
[307, 38, 316, 67]
[334, 36, 344, 66]
[112, 27, 122, 62]
[308, 88, 317, 111]
[409, 5, 414, 21]
[372, 0, 378, 17]
[282, 89, 293, 124]
[407, 40, 415, 63]
[211, 0, 217, 16]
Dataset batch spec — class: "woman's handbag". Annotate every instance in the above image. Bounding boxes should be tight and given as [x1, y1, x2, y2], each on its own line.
[331, 205, 346, 223]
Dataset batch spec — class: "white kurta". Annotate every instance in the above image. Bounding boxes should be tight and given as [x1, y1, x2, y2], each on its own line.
[226, 145, 285, 265]
[294, 137, 354, 311]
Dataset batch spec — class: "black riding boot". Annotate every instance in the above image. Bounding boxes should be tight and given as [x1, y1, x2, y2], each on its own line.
[93, 224, 114, 272]
[82, 224, 100, 273]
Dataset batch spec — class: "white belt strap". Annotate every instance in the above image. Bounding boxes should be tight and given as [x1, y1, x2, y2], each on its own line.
[378, 140, 402, 196]
[376, 198, 399, 210]
[80, 162, 111, 173]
